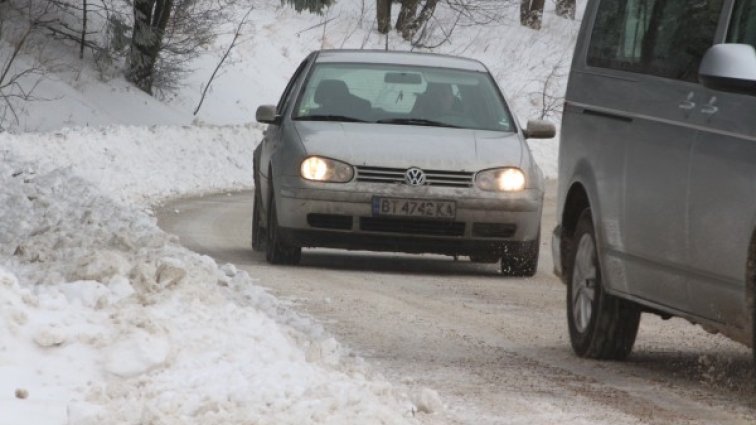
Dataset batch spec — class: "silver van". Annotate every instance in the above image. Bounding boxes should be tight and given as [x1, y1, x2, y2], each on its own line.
[553, 0, 756, 361]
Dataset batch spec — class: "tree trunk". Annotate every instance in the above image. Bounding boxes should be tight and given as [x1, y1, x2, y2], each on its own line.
[555, 0, 576, 19]
[80, 0, 87, 59]
[127, 0, 174, 94]
[520, 0, 545, 30]
[402, 0, 438, 41]
[396, 0, 419, 33]
[376, 0, 391, 34]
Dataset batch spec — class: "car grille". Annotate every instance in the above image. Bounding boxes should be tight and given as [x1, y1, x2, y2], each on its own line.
[360, 217, 465, 237]
[355, 166, 474, 188]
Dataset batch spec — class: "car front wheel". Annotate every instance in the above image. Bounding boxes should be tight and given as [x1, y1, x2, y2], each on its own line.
[566, 209, 640, 360]
[251, 183, 264, 252]
[500, 231, 540, 277]
[265, 194, 301, 265]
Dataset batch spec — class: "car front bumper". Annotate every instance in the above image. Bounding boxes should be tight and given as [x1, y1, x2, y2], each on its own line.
[274, 176, 543, 256]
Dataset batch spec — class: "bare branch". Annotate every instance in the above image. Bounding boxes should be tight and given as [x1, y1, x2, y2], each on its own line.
[193, 6, 253, 116]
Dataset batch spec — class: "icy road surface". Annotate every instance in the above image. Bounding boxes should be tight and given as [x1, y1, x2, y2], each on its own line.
[157, 182, 756, 425]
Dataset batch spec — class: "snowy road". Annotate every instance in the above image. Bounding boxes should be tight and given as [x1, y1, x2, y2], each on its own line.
[157, 182, 756, 425]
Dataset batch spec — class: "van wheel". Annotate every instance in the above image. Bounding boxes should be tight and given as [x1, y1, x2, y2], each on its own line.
[266, 195, 301, 265]
[500, 231, 540, 277]
[567, 209, 640, 360]
[251, 183, 264, 252]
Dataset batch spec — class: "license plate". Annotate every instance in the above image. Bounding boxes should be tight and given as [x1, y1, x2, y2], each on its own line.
[372, 197, 456, 219]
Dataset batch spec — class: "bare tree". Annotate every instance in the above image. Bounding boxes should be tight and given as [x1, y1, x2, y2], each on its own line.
[0, 2, 57, 130]
[533, 57, 567, 120]
[520, 0, 544, 30]
[127, 0, 173, 94]
[555, 0, 576, 19]
[395, 0, 418, 33]
[376, 0, 391, 34]
[128, 0, 237, 96]
[407, 0, 439, 39]
[193, 6, 252, 116]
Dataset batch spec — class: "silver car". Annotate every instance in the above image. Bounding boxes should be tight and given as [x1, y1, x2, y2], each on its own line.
[253, 50, 554, 276]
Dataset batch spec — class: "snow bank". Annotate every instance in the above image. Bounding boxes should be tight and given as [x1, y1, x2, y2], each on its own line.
[0, 154, 421, 424]
[0, 124, 260, 205]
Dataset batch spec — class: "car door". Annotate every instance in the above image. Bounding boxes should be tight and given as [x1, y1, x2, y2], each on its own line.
[259, 56, 312, 218]
[686, 0, 756, 326]
[586, 0, 724, 311]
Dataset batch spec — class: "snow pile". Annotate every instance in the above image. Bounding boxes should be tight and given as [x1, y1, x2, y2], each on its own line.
[0, 124, 260, 205]
[0, 155, 421, 424]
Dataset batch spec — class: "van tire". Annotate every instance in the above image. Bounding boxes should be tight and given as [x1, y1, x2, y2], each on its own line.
[567, 209, 640, 360]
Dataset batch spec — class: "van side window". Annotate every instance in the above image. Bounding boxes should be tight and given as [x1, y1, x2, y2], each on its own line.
[728, 0, 756, 48]
[588, 0, 723, 82]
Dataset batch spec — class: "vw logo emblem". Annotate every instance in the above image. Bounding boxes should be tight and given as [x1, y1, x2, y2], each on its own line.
[405, 168, 426, 186]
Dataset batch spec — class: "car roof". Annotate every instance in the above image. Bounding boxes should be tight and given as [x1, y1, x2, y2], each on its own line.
[314, 49, 489, 72]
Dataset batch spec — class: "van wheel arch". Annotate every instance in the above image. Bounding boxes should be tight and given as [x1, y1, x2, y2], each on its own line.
[561, 183, 591, 283]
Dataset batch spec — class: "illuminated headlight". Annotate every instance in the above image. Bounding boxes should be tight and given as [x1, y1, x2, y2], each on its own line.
[300, 156, 354, 183]
[475, 168, 526, 192]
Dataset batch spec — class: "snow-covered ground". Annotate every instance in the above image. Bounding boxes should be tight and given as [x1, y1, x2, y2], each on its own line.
[1, 1, 586, 423]
[1, 139, 436, 424]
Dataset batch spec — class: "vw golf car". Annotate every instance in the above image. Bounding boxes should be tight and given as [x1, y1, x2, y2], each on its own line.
[253, 50, 554, 276]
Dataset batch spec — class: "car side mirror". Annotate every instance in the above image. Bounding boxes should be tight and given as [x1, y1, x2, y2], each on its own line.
[256, 104, 280, 124]
[524, 120, 556, 139]
[699, 44, 756, 96]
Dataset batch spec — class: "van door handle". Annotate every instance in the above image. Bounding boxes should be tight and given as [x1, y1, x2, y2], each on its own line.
[701, 97, 718, 115]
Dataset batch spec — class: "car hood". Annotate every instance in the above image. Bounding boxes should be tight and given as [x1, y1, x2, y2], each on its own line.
[293, 122, 525, 171]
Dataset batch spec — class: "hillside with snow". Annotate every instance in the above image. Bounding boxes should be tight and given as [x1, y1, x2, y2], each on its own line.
[1, 0, 585, 177]
[1, 1, 586, 423]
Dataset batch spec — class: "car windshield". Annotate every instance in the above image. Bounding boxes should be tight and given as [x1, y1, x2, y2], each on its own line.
[293, 62, 515, 132]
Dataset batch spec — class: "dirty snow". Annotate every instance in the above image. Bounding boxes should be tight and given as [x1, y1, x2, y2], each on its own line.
[0, 152, 426, 424]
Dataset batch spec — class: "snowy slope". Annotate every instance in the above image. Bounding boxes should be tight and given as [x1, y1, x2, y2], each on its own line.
[0, 149, 433, 425]
[3, 0, 586, 177]
[0, 124, 261, 205]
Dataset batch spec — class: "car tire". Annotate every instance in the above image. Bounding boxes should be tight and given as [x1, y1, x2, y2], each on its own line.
[500, 230, 540, 277]
[567, 209, 640, 360]
[251, 183, 265, 252]
[265, 194, 301, 265]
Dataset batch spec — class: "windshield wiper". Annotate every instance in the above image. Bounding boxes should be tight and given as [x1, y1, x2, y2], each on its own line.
[375, 118, 460, 128]
[295, 114, 367, 123]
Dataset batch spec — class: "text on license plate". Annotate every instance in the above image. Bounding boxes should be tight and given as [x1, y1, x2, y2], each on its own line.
[372, 197, 456, 219]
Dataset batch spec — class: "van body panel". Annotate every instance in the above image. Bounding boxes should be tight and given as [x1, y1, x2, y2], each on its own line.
[556, 0, 756, 350]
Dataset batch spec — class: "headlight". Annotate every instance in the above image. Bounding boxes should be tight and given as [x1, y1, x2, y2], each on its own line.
[475, 168, 526, 192]
[300, 156, 354, 183]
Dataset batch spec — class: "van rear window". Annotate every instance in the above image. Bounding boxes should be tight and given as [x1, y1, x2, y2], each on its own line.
[587, 0, 723, 82]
